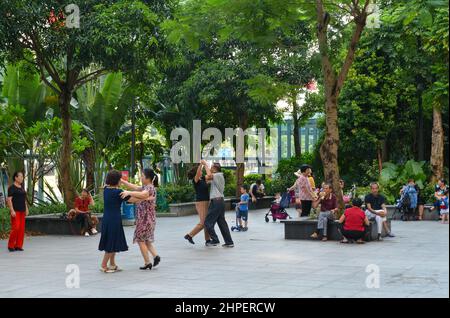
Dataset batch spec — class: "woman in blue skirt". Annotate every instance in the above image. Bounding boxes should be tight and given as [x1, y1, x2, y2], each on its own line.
[98, 170, 133, 273]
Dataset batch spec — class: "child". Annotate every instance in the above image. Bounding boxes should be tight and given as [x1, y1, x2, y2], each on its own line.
[439, 190, 449, 224]
[98, 170, 131, 273]
[273, 192, 282, 204]
[235, 185, 250, 231]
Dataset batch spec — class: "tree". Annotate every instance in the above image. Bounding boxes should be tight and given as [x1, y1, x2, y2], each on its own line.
[74, 72, 134, 193]
[385, 0, 448, 181]
[0, 0, 160, 207]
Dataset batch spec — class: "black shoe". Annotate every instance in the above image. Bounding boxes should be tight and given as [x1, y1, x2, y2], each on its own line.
[205, 240, 219, 247]
[377, 234, 383, 241]
[139, 263, 152, 270]
[184, 234, 195, 244]
[222, 243, 234, 248]
[14, 248, 24, 251]
[153, 255, 161, 267]
[8, 248, 15, 252]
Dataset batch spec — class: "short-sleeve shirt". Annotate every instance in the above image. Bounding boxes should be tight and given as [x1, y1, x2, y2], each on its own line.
[210, 173, 225, 199]
[239, 193, 250, 212]
[75, 197, 91, 213]
[320, 193, 337, 212]
[343, 207, 366, 232]
[7, 185, 27, 212]
[365, 193, 385, 210]
[297, 175, 314, 201]
[194, 177, 210, 202]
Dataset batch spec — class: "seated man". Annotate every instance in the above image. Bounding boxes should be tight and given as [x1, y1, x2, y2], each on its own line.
[249, 180, 265, 203]
[68, 189, 98, 236]
[365, 182, 394, 241]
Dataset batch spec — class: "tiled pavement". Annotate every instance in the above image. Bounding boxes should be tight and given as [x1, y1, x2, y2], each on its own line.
[0, 208, 448, 298]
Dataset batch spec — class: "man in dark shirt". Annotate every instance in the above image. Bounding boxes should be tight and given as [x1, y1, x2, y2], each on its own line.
[365, 182, 394, 240]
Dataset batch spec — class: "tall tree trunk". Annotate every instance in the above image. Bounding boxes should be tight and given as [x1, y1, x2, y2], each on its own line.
[59, 89, 76, 208]
[417, 84, 425, 161]
[315, 0, 368, 211]
[377, 144, 383, 175]
[319, 95, 343, 207]
[292, 91, 301, 158]
[81, 146, 95, 193]
[430, 105, 444, 182]
[235, 114, 248, 197]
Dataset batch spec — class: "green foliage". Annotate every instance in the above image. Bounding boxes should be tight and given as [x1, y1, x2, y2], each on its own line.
[379, 160, 430, 203]
[0, 208, 11, 236]
[270, 153, 315, 195]
[243, 174, 264, 186]
[159, 183, 195, 204]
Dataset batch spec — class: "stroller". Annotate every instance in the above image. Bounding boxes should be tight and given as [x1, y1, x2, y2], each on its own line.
[393, 185, 417, 221]
[265, 192, 292, 222]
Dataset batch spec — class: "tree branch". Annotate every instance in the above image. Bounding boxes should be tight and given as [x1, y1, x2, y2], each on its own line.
[74, 69, 108, 89]
[315, 0, 336, 91]
[334, 0, 370, 96]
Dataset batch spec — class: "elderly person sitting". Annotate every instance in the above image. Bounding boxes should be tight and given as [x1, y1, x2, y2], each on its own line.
[68, 189, 98, 236]
[365, 182, 394, 241]
[338, 198, 370, 244]
[310, 183, 338, 241]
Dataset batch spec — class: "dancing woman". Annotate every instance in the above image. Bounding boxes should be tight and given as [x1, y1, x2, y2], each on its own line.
[184, 163, 210, 245]
[121, 169, 161, 270]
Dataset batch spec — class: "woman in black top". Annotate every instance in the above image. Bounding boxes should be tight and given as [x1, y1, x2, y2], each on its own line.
[184, 163, 210, 244]
[7, 171, 28, 252]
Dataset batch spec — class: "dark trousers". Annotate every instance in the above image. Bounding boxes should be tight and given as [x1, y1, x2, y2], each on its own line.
[301, 200, 312, 217]
[341, 228, 365, 240]
[205, 198, 234, 245]
[76, 213, 92, 234]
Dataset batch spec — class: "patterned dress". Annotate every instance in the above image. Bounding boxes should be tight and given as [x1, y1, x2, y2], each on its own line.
[133, 184, 157, 243]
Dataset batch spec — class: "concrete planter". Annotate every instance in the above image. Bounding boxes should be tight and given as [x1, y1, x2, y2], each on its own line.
[25, 214, 103, 236]
[386, 204, 440, 221]
[281, 219, 391, 241]
[157, 196, 275, 217]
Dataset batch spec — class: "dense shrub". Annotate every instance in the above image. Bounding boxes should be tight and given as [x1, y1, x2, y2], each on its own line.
[159, 184, 195, 204]
[0, 208, 11, 236]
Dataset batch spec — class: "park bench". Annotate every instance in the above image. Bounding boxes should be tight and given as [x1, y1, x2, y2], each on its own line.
[281, 218, 391, 242]
[26, 214, 103, 235]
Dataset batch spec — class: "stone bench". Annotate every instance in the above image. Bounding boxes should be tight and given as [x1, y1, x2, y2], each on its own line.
[26, 214, 103, 235]
[386, 205, 440, 221]
[161, 196, 275, 217]
[281, 219, 391, 241]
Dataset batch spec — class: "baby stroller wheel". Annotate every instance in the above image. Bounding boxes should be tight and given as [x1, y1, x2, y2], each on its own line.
[272, 217, 277, 222]
[265, 215, 269, 223]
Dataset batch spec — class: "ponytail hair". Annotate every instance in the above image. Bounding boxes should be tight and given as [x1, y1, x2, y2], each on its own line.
[143, 168, 159, 187]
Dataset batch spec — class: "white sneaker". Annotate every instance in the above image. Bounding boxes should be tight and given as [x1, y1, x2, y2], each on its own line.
[91, 229, 98, 234]
[84, 232, 90, 237]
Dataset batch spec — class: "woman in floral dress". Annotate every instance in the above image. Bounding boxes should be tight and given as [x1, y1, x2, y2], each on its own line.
[121, 169, 160, 270]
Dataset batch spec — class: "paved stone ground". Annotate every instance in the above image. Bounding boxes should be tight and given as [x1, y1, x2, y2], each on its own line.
[0, 208, 448, 298]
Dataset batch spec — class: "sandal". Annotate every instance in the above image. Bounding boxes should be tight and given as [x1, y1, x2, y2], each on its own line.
[356, 239, 365, 244]
[340, 239, 349, 244]
[100, 267, 116, 273]
[108, 265, 122, 272]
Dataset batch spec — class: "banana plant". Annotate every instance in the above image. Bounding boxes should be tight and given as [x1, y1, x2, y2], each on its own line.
[74, 72, 134, 193]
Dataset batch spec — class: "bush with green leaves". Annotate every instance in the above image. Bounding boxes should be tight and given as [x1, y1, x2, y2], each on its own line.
[0, 208, 11, 236]
[379, 160, 431, 204]
[159, 184, 196, 204]
[269, 154, 315, 196]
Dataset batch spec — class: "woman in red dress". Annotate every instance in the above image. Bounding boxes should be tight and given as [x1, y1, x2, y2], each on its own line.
[121, 169, 161, 270]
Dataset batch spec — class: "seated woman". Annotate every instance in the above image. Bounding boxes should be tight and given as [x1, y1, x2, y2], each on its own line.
[68, 189, 98, 236]
[338, 198, 370, 244]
